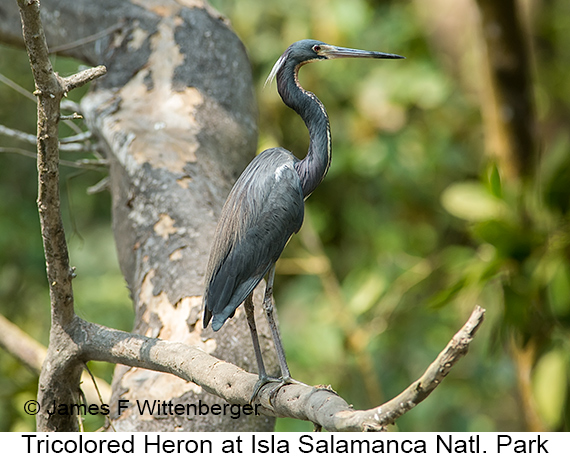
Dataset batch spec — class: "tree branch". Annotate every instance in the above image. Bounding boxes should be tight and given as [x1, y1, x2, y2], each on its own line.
[17, 0, 107, 431]
[0, 124, 96, 152]
[61, 66, 107, 94]
[0, 313, 46, 374]
[77, 306, 485, 432]
[0, 124, 37, 144]
[0, 314, 111, 405]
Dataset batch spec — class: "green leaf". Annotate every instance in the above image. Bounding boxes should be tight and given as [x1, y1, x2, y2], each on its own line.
[441, 182, 507, 222]
[548, 261, 570, 316]
[348, 271, 388, 315]
[486, 162, 502, 198]
[532, 349, 568, 430]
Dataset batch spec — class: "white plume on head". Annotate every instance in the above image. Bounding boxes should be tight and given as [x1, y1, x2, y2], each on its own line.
[264, 53, 287, 88]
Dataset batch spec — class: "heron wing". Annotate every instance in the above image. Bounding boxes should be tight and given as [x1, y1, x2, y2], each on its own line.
[203, 148, 304, 330]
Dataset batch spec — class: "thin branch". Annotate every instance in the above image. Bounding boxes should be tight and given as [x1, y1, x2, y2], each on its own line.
[60, 131, 92, 144]
[0, 313, 111, 405]
[0, 123, 36, 144]
[86, 176, 110, 194]
[61, 100, 81, 113]
[0, 72, 36, 102]
[0, 147, 107, 170]
[79, 306, 485, 432]
[60, 113, 83, 121]
[0, 313, 46, 373]
[62, 66, 107, 94]
[0, 146, 39, 160]
[49, 21, 124, 54]
[0, 123, 95, 152]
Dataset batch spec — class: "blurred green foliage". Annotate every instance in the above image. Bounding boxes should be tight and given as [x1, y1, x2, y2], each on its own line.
[1, 0, 569, 432]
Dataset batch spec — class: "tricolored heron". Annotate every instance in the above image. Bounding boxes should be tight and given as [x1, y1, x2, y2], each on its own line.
[203, 39, 404, 400]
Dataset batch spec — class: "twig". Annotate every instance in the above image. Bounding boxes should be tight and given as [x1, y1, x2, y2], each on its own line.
[60, 131, 92, 144]
[0, 72, 36, 102]
[62, 66, 107, 94]
[61, 100, 81, 113]
[49, 22, 124, 54]
[60, 113, 83, 121]
[0, 147, 107, 170]
[0, 124, 37, 144]
[0, 123, 95, 152]
[86, 176, 110, 194]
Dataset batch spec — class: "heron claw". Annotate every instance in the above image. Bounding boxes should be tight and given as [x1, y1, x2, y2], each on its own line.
[251, 375, 307, 406]
[250, 375, 281, 404]
[268, 376, 307, 406]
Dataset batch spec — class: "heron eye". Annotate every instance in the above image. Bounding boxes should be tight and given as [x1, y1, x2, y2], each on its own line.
[313, 45, 321, 53]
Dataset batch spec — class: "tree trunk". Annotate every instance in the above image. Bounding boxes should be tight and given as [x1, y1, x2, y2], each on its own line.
[475, 0, 537, 182]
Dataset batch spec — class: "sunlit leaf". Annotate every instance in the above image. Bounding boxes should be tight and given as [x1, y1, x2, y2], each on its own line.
[347, 271, 388, 315]
[441, 181, 508, 222]
[532, 349, 568, 430]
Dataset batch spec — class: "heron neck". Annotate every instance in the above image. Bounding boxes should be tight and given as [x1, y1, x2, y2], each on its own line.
[278, 64, 332, 198]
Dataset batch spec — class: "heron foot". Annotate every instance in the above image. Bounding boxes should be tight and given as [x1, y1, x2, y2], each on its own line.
[268, 376, 307, 406]
[251, 375, 308, 405]
[250, 375, 281, 404]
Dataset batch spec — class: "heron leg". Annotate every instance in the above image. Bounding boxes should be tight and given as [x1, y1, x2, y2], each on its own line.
[244, 293, 279, 403]
[262, 265, 291, 379]
[262, 264, 307, 402]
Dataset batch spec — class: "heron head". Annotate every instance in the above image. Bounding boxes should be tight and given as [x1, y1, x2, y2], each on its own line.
[266, 39, 404, 86]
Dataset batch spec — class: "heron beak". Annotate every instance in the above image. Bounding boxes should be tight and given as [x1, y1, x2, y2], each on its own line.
[320, 44, 404, 60]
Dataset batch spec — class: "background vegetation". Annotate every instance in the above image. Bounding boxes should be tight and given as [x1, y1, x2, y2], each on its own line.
[0, 0, 568, 431]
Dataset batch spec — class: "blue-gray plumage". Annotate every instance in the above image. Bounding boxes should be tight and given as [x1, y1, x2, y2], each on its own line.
[203, 39, 403, 400]
[203, 148, 304, 331]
